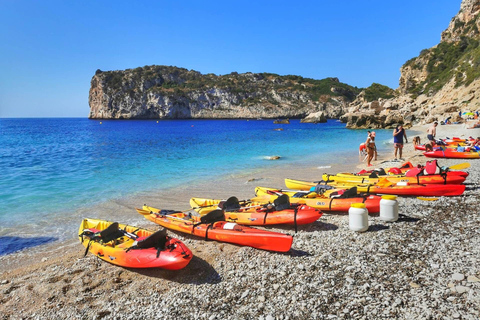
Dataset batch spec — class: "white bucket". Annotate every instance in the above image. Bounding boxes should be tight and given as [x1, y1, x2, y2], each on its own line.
[349, 203, 369, 232]
[380, 195, 398, 222]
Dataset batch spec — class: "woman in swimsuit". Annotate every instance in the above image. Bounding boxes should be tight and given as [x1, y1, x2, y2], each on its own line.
[365, 131, 376, 167]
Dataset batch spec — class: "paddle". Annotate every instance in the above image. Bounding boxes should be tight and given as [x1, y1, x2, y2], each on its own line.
[416, 197, 439, 201]
[448, 162, 470, 170]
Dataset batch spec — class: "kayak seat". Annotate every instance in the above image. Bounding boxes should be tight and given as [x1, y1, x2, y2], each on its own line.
[98, 222, 126, 244]
[136, 228, 168, 251]
[273, 194, 291, 211]
[219, 196, 241, 212]
[200, 210, 226, 224]
[337, 187, 358, 198]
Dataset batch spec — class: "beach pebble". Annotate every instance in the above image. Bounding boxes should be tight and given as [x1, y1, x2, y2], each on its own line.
[452, 273, 465, 281]
[467, 275, 480, 282]
[455, 286, 470, 294]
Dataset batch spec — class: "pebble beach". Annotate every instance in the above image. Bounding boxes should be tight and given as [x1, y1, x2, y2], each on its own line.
[1, 123, 480, 320]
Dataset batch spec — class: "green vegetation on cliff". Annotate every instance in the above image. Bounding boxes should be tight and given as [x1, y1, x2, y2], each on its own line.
[95, 65, 362, 106]
[404, 10, 480, 97]
[364, 83, 395, 102]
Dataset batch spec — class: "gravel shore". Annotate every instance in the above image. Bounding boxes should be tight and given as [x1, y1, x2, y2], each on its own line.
[1, 123, 480, 319]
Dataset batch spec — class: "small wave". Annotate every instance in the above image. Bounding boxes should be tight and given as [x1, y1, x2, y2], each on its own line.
[317, 166, 331, 169]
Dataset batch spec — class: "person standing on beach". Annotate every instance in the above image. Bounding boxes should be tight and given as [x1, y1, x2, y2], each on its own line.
[365, 131, 376, 167]
[427, 122, 438, 143]
[393, 125, 408, 160]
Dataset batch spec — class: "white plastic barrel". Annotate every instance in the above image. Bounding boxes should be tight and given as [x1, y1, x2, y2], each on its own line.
[349, 203, 369, 232]
[380, 195, 399, 222]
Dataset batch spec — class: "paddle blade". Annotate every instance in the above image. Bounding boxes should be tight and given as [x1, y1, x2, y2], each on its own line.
[136, 208, 152, 215]
[417, 197, 439, 201]
[449, 162, 470, 170]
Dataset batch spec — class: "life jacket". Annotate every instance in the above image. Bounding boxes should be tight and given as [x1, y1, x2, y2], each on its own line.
[405, 167, 423, 177]
[424, 160, 440, 175]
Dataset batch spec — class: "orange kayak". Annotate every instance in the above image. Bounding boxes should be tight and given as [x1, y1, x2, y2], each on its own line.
[79, 218, 192, 269]
[137, 205, 293, 252]
[424, 149, 480, 159]
[189, 197, 322, 226]
[254, 187, 381, 213]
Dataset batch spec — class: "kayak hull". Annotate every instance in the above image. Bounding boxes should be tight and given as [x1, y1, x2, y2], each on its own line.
[139, 206, 293, 252]
[189, 198, 322, 225]
[79, 218, 192, 269]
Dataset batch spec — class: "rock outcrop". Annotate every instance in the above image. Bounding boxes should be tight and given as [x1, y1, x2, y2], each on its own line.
[343, 0, 480, 128]
[300, 111, 327, 123]
[88, 67, 359, 120]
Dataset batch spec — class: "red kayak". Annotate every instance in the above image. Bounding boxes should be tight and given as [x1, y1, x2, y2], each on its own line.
[285, 178, 466, 197]
[424, 149, 480, 159]
[360, 182, 466, 197]
[362, 161, 469, 178]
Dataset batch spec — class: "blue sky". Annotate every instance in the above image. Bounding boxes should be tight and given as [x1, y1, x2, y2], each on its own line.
[0, 0, 461, 117]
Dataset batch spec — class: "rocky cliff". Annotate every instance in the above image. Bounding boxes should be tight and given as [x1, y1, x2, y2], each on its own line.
[342, 0, 480, 129]
[88, 66, 360, 120]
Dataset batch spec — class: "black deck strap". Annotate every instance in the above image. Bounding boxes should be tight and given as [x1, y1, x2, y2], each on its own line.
[329, 198, 334, 211]
[367, 185, 371, 193]
[441, 172, 447, 185]
[362, 196, 367, 203]
[205, 224, 213, 241]
[361, 178, 365, 184]
[263, 211, 269, 225]
[84, 239, 93, 257]
[294, 206, 298, 233]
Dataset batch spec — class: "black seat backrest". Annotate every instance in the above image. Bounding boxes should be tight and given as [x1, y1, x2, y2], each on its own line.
[338, 187, 358, 198]
[136, 229, 168, 250]
[200, 209, 225, 224]
[274, 194, 291, 211]
[98, 222, 125, 243]
[220, 196, 241, 212]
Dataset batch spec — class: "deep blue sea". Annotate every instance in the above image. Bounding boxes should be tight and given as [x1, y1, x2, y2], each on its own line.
[0, 118, 393, 255]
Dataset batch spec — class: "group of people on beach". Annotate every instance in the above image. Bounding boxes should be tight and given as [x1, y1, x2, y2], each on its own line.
[361, 120, 480, 164]
[360, 125, 408, 166]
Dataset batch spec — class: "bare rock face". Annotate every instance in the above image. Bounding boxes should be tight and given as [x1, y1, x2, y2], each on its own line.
[300, 111, 327, 123]
[88, 67, 358, 120]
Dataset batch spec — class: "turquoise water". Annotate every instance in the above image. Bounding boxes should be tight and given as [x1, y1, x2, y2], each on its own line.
[0, 118, 392, 252]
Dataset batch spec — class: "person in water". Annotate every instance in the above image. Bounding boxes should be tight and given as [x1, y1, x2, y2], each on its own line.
[393, 125, 408, 160]
[427, 121, 438, 143]
[365, 131, 376, 167]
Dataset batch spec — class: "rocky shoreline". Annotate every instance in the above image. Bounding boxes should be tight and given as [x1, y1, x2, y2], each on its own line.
[1, 124, 480, 319]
